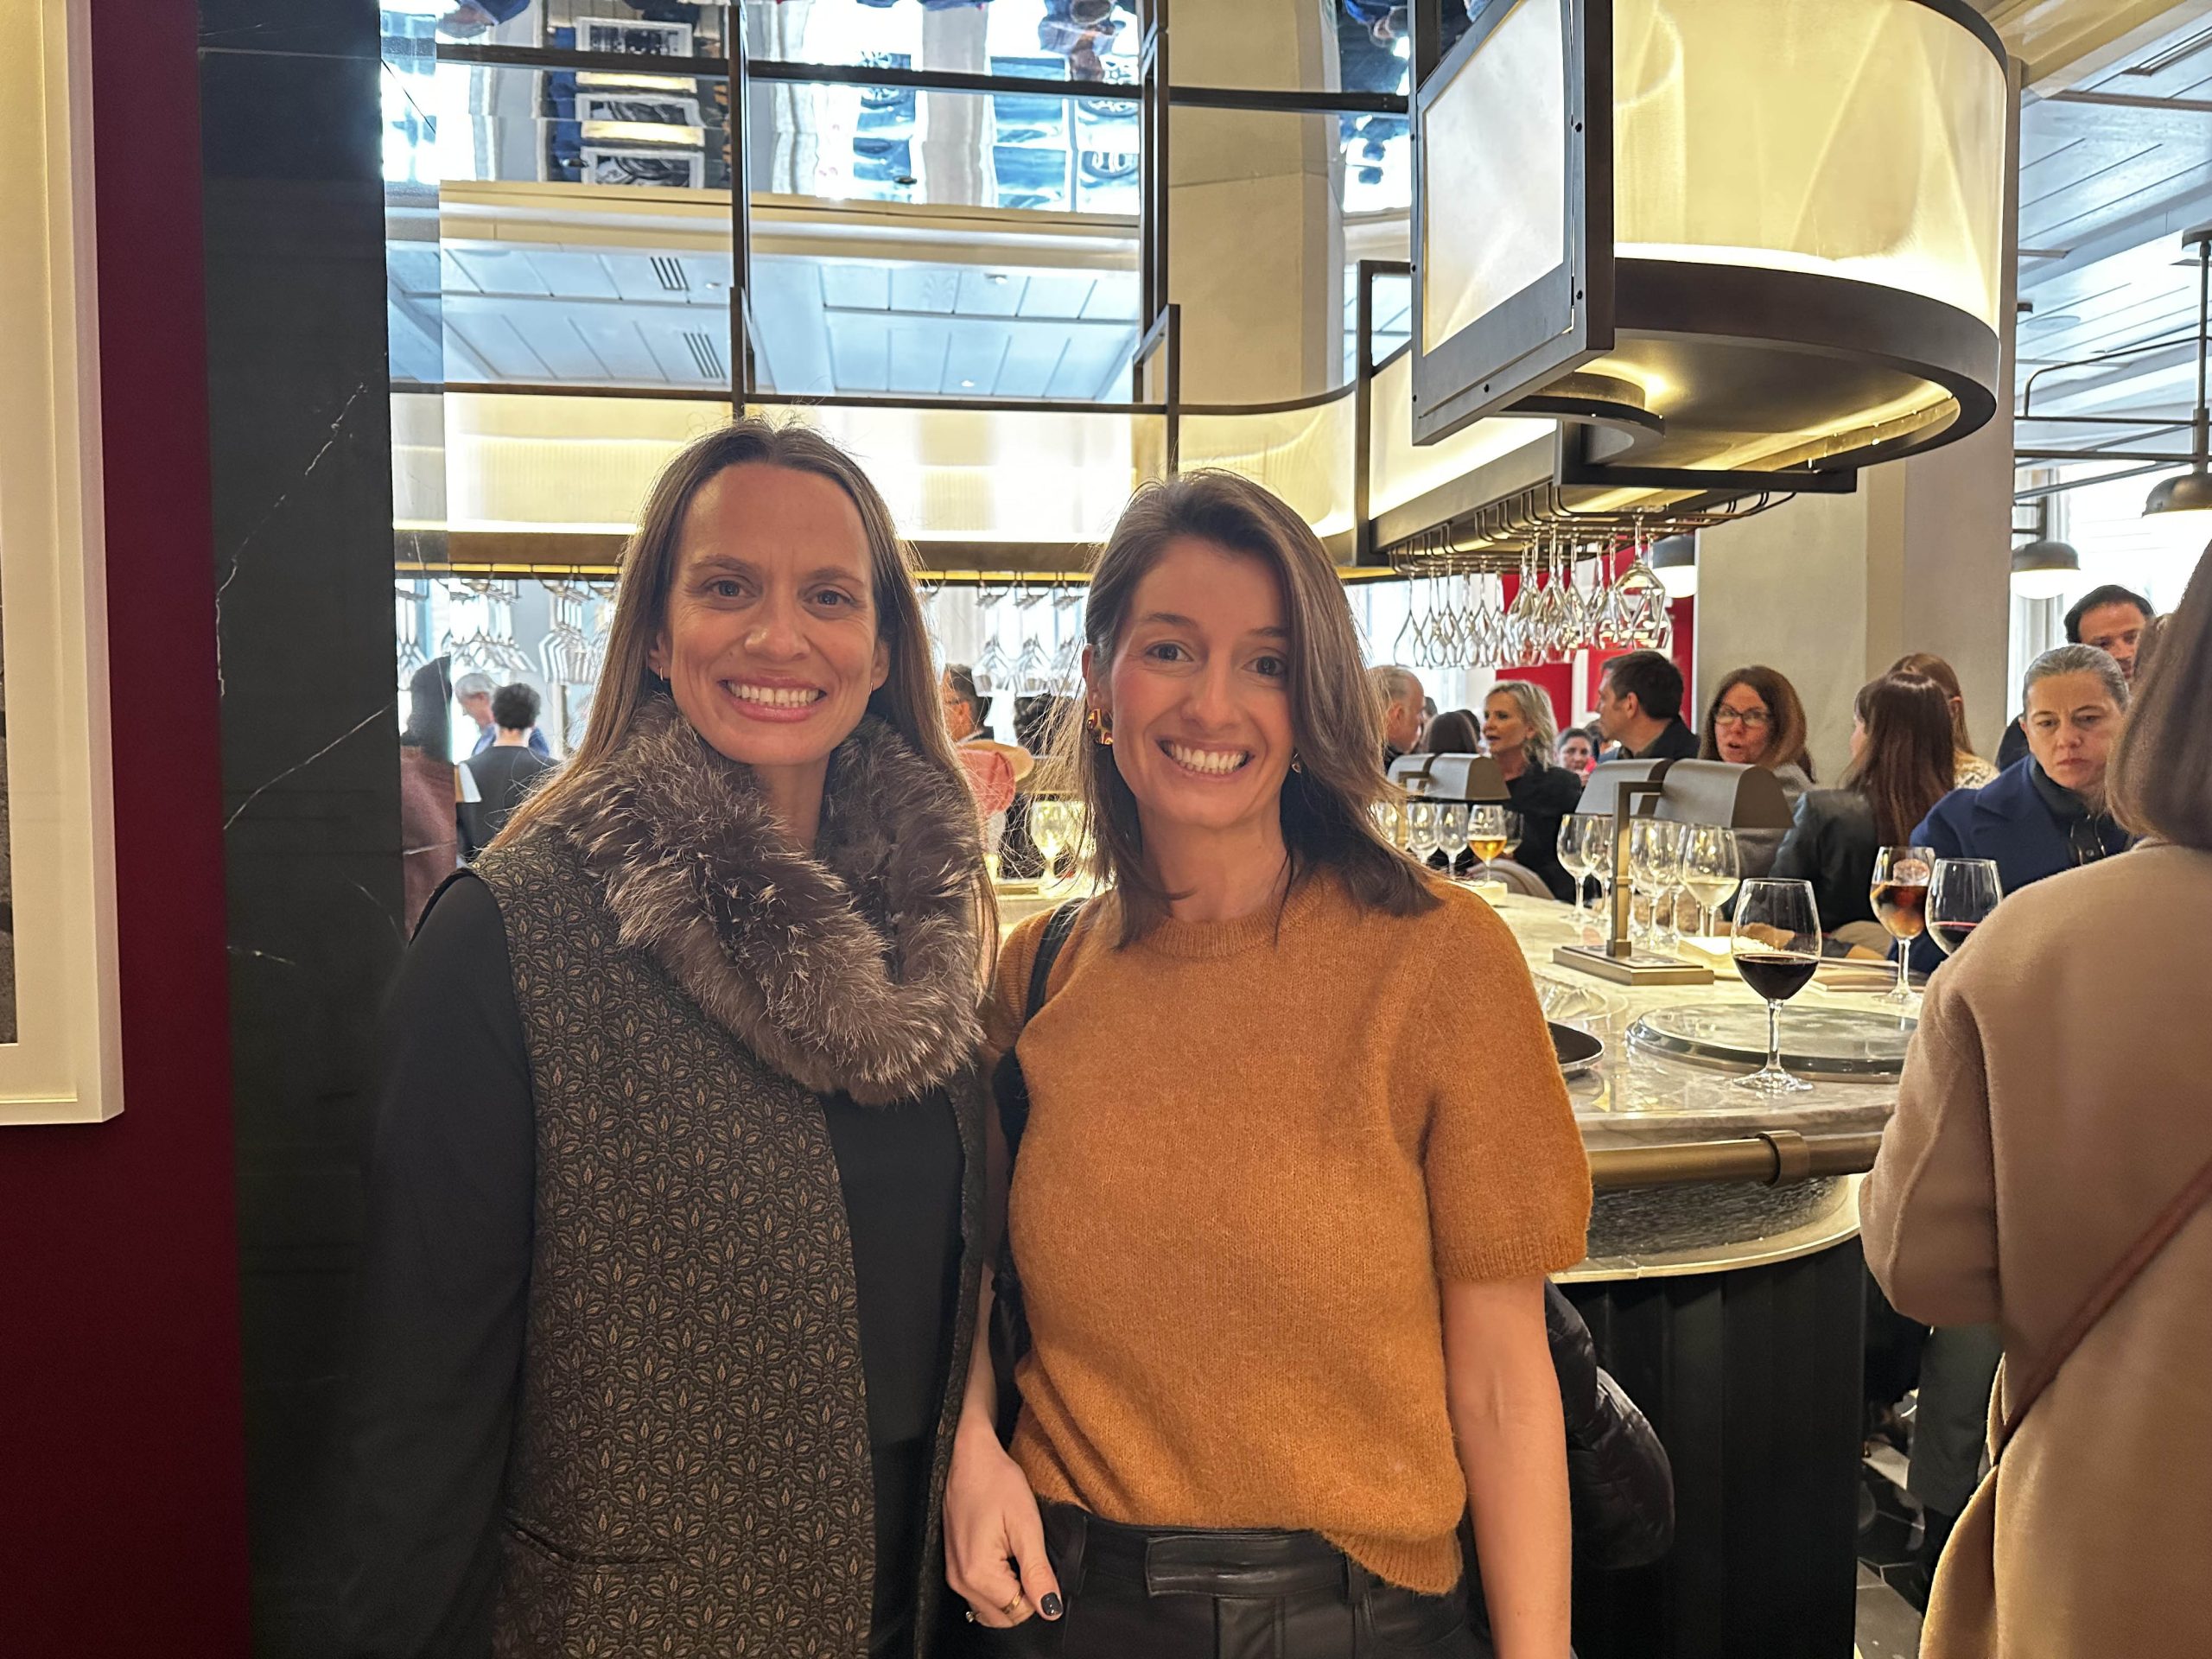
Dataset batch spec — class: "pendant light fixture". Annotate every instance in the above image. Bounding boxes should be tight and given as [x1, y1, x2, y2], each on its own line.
[1650, 534, 1698, 599]
[2145, 224, 2212, 517]
[2012, 499, 2079, 599]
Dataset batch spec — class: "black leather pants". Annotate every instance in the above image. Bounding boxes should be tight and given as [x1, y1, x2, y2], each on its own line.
[948, 1502, 1490, 1659]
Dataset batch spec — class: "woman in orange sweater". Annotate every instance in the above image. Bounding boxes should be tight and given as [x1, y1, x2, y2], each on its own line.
[944, 472, 1592, 1658]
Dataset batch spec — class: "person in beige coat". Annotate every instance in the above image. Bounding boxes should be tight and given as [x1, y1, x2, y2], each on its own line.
[1861, 544, 2212, 1659]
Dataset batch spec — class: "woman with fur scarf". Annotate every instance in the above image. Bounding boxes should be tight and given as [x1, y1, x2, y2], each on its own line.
[343, 421, 994, 1659]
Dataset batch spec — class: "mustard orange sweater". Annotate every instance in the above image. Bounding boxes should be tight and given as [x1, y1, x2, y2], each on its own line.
[986, 873, 1592, 1592]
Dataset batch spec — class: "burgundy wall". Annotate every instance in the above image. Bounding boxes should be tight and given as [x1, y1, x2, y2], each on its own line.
[0, 8, 251, 1653]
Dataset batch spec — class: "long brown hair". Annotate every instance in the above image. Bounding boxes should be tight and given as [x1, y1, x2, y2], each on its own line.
[495, 420, 993, 936]
[2111, 549, 2207, 847]
[1841, 671, 1957, 843]
[1067, 470, 1437, 944]
[1699, 664, 1815, 780]
[1421, 708, 1483, 755]
[1889, 651, 1976, 757]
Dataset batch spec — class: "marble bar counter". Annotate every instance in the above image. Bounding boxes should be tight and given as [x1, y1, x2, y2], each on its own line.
[1487, 890, 1900, 1276]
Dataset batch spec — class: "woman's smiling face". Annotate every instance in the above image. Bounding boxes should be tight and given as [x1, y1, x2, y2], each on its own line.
[647, 461, 888, 773]
[1094, 537, 1295, 839]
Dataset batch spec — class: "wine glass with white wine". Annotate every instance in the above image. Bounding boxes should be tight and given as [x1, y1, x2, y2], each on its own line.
[1679, 824, 1742, 938]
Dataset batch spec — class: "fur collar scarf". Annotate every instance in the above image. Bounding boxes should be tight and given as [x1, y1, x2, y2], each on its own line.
[540, 695, 983, 1106]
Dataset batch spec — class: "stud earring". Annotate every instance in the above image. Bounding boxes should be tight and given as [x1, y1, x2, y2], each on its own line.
[1291, 753, 1304, 774]
[1086, 706, 1115, 747]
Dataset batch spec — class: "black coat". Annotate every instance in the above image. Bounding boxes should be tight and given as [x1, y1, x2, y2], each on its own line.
[1770, 787, 1880, 932]
[1506, 764, 1588, 902]
[1548, 1284, 1674, 1570]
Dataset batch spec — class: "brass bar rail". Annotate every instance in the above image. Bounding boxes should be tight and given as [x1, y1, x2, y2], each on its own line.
[1589, 1130, 1885, 1192]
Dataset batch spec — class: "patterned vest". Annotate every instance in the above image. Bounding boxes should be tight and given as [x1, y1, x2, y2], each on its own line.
[474, 830, 980, 1657]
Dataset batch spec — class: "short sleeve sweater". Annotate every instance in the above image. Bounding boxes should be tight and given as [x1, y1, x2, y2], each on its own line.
[986, 872, 1592, 1593]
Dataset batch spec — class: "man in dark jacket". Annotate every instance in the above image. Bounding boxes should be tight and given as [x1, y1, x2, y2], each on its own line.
[1596, 651, 1699, 761]
[461, 683, 556, 857]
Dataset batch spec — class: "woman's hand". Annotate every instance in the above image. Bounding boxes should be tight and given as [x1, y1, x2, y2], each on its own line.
[944, 1424, 1062, 1628]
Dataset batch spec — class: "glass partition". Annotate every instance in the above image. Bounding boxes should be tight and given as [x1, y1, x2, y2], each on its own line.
[1183, 393, 1356, 537]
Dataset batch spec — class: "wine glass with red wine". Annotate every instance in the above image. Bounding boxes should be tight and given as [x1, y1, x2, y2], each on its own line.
[1730, 878, 1822, 1096]
[1927, 858, 2002, 958]
[1869, 844, 1936, 1007]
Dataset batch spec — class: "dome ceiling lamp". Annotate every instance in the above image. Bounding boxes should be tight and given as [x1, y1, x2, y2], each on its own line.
[1650, 532, 1697, 598]
[2144, 224, 2212, 518]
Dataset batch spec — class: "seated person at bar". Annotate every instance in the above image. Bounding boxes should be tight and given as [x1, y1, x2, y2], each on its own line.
[1771, 671, 1955, 939]
[1483, 681, 1583, 901]
[1699, 664, 1817, 880]
[1413, 708, 1483, 876]
[1556, 724, 1598, 777]
[1908, 644, 2132, 976]
[1995, 584, 2152, 769]
[1370, 663, 1426, 766]
[1594, 650, 1698, 761]
[1891, 651, 2000, 789]
[459, 683, 555, 859]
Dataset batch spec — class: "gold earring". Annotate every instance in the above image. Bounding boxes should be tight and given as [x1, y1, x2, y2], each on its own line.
[1087, 706, 1115, 747]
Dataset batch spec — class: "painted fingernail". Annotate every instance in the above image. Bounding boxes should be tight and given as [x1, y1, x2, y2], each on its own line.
[1039, 1592, 1064, 1619]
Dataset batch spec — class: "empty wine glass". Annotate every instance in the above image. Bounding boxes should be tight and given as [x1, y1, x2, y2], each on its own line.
[1869, 844, 1936, 1006]
[1679, 824, 1742, 938]
[1406, 801, 1441, 869]
[1567, 812, 1617, 925]
[1730, 878, 1822, 1095]
[1557, 814, 1593, 913]
[1629, 818, 1684, 950]
[1436, 802, 1471, 877]
[1927, 857, 2001, 958]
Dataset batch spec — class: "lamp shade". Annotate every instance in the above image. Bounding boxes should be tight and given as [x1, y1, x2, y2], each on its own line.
[1651, 534, 1698, 598]
[2010, 537, 2079, 600]
[2143, 467, 2212, 518]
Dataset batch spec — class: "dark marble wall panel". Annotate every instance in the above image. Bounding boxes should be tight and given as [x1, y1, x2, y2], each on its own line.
[200, 4, 403, 1650]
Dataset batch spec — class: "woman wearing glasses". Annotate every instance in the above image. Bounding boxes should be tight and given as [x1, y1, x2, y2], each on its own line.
[1698, 665, 1815, 880]
[944, 472, 1592, 1657]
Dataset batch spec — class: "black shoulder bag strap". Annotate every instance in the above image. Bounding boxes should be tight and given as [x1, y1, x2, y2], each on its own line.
[987, 897, 1087, 1444]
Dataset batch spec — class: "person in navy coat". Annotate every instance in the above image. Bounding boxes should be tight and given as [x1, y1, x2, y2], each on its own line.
[1908, 645, 2133, 976]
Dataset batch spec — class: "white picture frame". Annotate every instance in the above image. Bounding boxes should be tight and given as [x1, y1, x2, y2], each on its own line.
[578, 17, 695, 59]
[0, 0, 123, 1124]
[576, 92, 702, 130]
[581, 146, 705, 190]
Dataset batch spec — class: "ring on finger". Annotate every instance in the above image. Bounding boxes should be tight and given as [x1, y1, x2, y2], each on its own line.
[1000, 1594, 1025, 1620]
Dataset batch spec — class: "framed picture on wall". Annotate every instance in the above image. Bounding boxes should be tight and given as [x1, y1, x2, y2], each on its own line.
[0, 0, 123, 1122]
[578, 17, 694, 59]
[576, 92, 702, 130]
[581, 146, 704, 189]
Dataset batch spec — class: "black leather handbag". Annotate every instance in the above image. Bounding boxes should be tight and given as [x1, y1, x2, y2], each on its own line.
[986, 897, 1088, 1445]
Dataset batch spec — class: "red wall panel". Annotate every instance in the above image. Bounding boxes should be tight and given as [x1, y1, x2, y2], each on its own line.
[0, 9, 251, 1653]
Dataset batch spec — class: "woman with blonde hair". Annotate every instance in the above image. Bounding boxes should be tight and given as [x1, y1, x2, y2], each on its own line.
[1482, 678, 1586, 900]
[944, 471, 1591, 1656]
[1864, 547, 2212, 1657]
[345, 420, 992, 1656]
